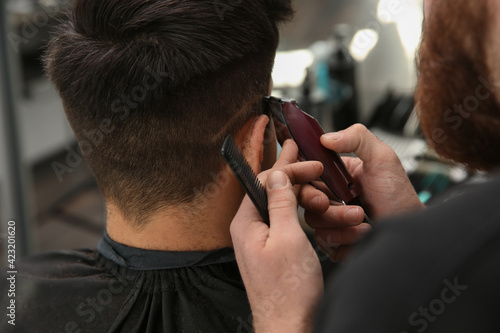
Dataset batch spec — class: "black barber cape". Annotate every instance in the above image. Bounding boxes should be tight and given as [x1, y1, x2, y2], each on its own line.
[0, 233, 252, 333]
[315, 175, 500, 332]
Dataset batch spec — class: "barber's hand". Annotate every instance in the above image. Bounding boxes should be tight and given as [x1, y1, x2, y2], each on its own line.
[231, 141, 324, 333]
[300, 124, 424, 261]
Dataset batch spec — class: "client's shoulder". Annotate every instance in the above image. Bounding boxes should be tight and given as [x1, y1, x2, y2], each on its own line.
[11, 248, 103, 279]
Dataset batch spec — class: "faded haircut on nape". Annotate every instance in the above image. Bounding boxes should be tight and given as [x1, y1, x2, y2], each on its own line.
[44, 0, 294, 226]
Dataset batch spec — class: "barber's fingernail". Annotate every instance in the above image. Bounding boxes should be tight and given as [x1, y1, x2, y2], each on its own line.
[358, 224, 373, 237]
[345, 207, 361, 221]
[312, 196, 323, 208]
[322, 132, 342, 141]
[267, 171, 288, 189]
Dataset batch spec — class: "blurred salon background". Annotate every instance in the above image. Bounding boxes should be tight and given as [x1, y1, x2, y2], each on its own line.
[0, 0, 476, 267]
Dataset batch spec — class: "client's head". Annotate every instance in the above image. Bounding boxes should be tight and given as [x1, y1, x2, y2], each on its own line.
[44, 0, 293, 226]
[416, 0, 500, 171]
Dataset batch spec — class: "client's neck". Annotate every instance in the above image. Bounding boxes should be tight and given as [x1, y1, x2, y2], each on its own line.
[106, 176, 245, 252]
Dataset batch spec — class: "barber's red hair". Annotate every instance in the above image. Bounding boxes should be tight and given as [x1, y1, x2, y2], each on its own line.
[416, 0, 500, 171]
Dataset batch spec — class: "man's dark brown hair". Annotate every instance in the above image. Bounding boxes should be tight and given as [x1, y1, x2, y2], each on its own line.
[44, 0, 293, 225]
[416, 0, 500, 171]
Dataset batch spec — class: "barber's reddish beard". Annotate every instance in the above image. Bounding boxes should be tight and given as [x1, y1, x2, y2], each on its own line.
[415, 0, 500, 171]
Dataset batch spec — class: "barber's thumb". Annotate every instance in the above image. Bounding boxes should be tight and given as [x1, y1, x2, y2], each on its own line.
[266, 171, 299, 229]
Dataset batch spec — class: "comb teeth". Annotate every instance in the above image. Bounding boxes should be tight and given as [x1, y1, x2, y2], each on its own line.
[221, 135, 269, 225]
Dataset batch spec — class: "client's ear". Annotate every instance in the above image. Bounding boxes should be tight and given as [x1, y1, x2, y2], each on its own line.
[234, 115, 269, 174]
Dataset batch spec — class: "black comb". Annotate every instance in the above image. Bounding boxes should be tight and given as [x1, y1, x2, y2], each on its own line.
[221, 135, 270, 225]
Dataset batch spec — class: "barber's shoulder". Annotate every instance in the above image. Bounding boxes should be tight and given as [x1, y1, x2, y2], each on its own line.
[318, 176, 500, 332]
[331, 173, 500, 285]
[379, 173, 500, 235]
